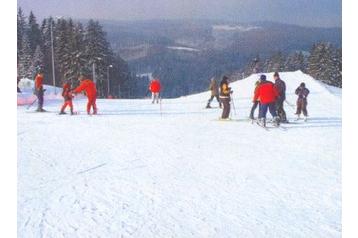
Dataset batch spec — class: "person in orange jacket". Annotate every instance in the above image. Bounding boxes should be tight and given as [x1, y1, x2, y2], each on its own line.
[34, 70, 46, 112]
[73, 74, 97, 115]
[149, 79, 161, 104]
[59, 81, 74, 115]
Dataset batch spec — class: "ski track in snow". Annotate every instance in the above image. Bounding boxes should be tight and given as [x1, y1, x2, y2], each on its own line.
[18, 71, 341, 238]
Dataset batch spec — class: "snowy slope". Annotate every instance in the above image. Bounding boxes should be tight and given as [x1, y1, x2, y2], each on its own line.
[17, 71, 341, 238]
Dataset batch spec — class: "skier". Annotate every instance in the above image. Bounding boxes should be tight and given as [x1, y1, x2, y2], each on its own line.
[149, 78, 161, 104]
[206, 77, 222, 108]
[249, 79, 261, 120]
[253, 75, 280, 127]
[73, 74, 97, 115]
[219, 76, 232, 119]
[273, 72, 288, 123]
[59, 80, 74, 115]
[34, 70, 46, 112]
[295, 82, 310, 121]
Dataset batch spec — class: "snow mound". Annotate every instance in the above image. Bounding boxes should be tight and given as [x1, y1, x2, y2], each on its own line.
[184, 70, 341, 102]
[17, 78, 82, 106]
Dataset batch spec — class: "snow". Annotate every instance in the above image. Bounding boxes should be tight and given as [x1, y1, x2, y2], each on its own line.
[212, 24, 261, 32]
[18, 71, 341, 237]
[167, 46, 200, 52]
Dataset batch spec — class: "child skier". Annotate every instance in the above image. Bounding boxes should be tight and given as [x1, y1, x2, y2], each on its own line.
[253, 75, 280, 127]
[295, 82, 310, 121]
[59, 81, 74, 115]
[219, 76, 232, 119]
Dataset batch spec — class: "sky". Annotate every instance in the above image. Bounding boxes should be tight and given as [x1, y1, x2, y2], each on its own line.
[17, 0, 342, 28]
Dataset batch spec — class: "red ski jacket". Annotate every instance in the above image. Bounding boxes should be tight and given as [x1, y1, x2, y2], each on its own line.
[73, 79, 97, 99]
[253, 81, 279, 104]
[34, 74, 44, 90]
[62, 83, 73, 101]
[149, 80, 161, 93]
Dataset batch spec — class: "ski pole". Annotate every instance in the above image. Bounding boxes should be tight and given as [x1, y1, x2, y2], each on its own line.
[231, 94, 237, 115]
[285, 100, 295, 109]
[159, 95, 162, 117]
[27, 98, 38, 110]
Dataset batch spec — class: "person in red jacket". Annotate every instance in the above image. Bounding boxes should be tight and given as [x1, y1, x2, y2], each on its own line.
[253, 75, 280, 127]
[34, 71, 46, 112]
[59, 81, 74, 115]
[73, 75, 97, 115]
[149, 79, 161, 104]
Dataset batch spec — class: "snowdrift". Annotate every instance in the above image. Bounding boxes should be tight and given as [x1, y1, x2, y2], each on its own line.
[183, 70, 341, 102]
[17, 78, 85, 106]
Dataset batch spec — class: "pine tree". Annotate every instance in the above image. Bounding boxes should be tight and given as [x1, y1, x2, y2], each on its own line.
[18, 35, 33, 78]
[28, 45, 44, 77]
[266, 52, 285, 72]
[27, 11, 42, 55]
[84, 20, 112, 97]
[307, 42, 342, 88]
[284, 51, 306, 72]
[17, 7, 27, 60]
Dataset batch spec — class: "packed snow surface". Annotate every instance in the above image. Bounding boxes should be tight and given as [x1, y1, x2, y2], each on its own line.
[18, 71, 341, 237]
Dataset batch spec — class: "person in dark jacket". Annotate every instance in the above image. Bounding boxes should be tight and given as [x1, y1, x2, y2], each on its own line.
[295, 82, 310, 120]
[249, 80, 260, 120]
[253, 75, 280, 126]
[59, 81, 74, 115]
[273, 72, 288, 123]
[219, 76, 232, 119]
[206, 77, 222, 108]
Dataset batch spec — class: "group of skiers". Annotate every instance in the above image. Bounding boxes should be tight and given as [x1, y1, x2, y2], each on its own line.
[33, 70, 98, 115]
[207, 72, 310, 127]
[31, 68, 309, 124]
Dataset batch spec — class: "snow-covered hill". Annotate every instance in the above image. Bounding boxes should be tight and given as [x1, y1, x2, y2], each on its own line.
[17, 71, 341, 237]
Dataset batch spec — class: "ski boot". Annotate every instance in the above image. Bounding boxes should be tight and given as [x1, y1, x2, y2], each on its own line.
[258, 118, 266, 127]
[59, 111, 66, 115]
[273, 117, 280, 127]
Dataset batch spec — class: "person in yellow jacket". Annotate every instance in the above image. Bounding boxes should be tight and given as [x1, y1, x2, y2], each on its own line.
[219, 76, 232, 119]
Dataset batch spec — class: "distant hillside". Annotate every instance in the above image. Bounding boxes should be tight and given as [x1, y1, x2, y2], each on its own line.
[101, 19, 341, 97]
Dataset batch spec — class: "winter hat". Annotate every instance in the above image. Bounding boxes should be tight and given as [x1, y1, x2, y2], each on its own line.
[223, 75, 229, 81]
[274, 72, 279, 77]
[260, 74, 266, 81]
[300, 82, 305, 87]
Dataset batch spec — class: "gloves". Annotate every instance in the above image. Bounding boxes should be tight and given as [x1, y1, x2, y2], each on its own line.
[230, 90, 233, 94]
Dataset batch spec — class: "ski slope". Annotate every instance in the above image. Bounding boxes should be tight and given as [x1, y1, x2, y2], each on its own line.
[17, 71, 341, 238]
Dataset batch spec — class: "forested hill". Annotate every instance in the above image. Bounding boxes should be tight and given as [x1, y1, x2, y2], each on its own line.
[102, 19, 341, 98]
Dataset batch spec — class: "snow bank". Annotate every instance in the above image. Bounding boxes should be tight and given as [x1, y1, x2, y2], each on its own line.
[184, 70, 341, 102]
[17, 78, 84, 106]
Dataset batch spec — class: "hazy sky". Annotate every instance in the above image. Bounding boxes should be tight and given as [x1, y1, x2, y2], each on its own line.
[18, 0, 342, 27]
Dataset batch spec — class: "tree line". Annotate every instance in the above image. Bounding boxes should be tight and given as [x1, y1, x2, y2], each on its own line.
[242, 42, 342, 87]
[17, 8, 133, 98]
